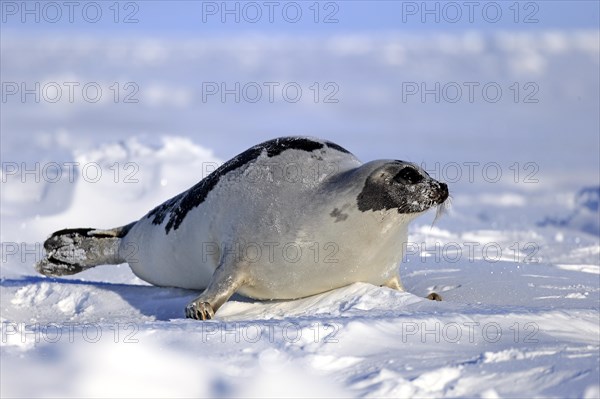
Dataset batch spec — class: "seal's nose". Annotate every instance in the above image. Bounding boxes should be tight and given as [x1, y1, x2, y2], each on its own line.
[438, 182, 449, 203]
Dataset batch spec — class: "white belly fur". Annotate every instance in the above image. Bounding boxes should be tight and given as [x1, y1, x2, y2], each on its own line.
[122, 202, 416, 300]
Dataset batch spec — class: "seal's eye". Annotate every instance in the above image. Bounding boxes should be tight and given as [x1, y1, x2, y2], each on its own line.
[394, 167, 424, 185]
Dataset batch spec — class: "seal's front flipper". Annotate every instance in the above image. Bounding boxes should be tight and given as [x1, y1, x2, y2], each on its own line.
[185, 301, 215, 320]
[185, 257, 247, 321]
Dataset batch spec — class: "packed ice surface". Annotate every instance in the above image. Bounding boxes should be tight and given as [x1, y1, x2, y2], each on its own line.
[1, 31, 599, 398]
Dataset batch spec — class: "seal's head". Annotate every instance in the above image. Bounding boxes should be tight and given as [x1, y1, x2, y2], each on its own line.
[357, 160, 449, 215]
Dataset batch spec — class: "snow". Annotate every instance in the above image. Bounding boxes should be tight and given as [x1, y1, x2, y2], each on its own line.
[1, 30, 599, 398]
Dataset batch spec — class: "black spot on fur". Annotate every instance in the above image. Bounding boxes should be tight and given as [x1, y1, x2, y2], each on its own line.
[118, 222, 135, 238]
[325, 141, 351, 154]
[330, 208, 349, 223]
[357, 179, 402, 213]
[148, 137, 329, 234]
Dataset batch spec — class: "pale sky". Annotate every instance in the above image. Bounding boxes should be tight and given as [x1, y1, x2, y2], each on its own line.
[2, 1, 599, 36]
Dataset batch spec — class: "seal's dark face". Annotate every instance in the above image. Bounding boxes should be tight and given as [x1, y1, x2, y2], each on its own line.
[357, 161, 449, 214]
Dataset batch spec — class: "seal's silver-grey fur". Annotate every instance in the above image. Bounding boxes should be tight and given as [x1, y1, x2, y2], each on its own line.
[36, 137, 449, 320]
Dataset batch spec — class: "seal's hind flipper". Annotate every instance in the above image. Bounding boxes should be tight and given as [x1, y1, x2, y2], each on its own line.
[36, 224, 134, 276]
